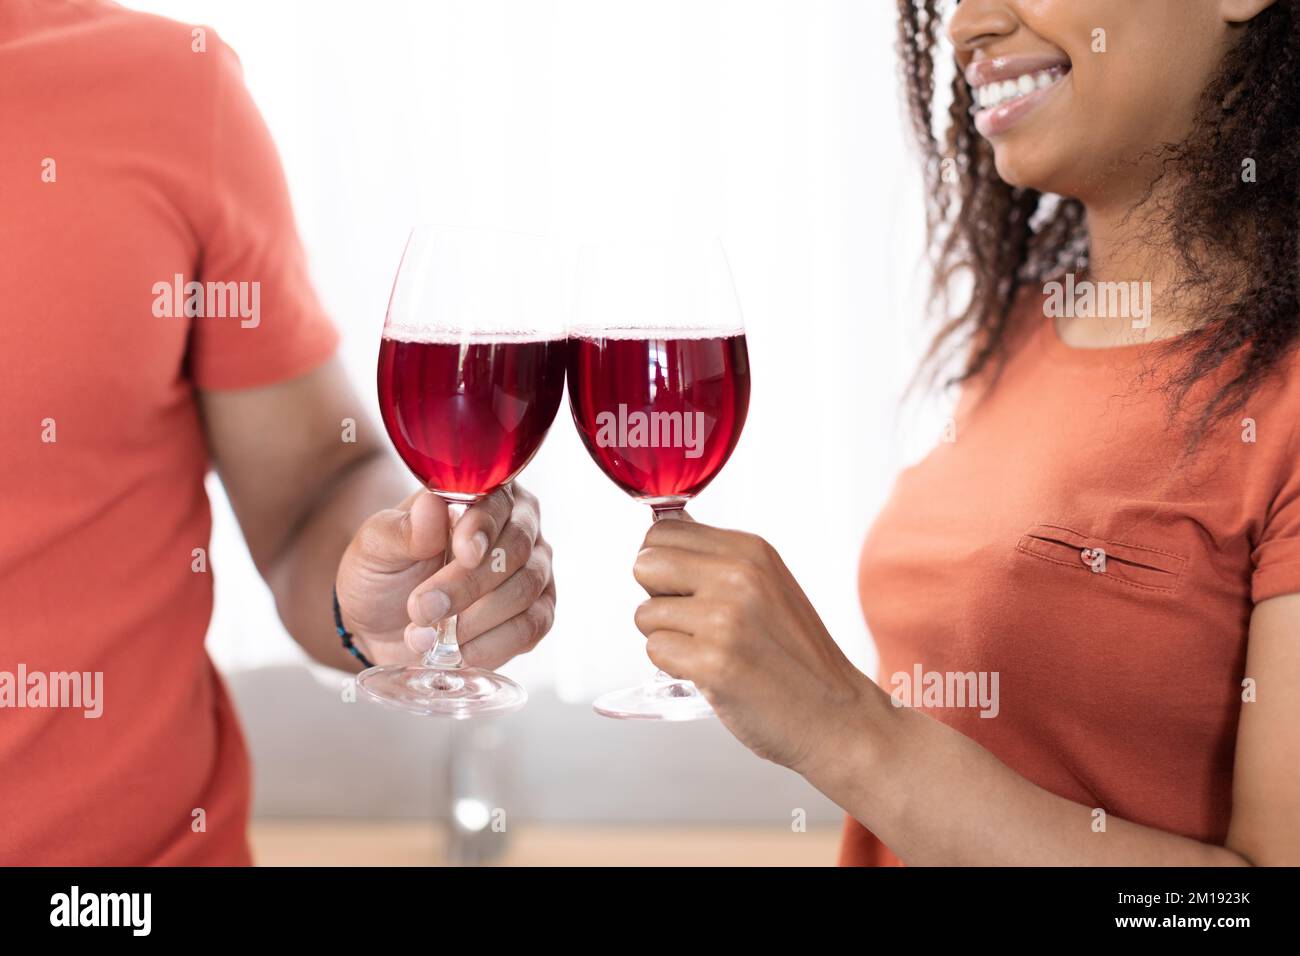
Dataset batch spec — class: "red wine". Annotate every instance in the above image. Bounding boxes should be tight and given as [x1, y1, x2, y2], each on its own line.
[567, 332, 750, 503]
[378, 336, 566, 498]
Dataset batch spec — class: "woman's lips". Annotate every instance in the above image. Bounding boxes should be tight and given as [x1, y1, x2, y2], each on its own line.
[966, 54, 1072, 138]
[965, 53, 1071, 89]
[973, 71, 1068, 137]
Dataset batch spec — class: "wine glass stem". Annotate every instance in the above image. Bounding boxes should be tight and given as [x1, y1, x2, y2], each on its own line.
[424, 499, 469, 670]
[423, 614, 463, 669]
[650, 502, 687, 522]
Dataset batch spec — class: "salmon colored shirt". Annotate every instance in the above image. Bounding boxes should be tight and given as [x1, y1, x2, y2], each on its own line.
[0, 1, 338, 864]
[842, 287, 1300, 866]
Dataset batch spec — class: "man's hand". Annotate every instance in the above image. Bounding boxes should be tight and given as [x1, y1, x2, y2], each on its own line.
[201, 359, 556, 671]
[336, 482, 556, 669]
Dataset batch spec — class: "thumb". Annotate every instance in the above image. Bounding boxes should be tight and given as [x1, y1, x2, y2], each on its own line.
[352, 489, 450, 574]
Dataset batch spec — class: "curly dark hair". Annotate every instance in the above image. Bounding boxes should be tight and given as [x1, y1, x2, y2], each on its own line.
[897, 0, 1300, 434]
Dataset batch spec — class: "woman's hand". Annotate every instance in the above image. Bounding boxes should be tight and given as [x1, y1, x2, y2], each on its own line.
[632, 515, 883, 777]
[335, 482, 555, 669]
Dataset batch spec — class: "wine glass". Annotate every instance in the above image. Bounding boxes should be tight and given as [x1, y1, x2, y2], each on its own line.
[567, 238, 751, 720]
[358, 226, 566, 718]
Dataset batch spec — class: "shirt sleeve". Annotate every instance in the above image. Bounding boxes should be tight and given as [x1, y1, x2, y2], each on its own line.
[1251, 414, 1300, 603]
[187, 34, 339, 390]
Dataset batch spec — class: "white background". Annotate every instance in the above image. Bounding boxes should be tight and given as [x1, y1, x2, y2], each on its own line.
[125, 0, 946, 702]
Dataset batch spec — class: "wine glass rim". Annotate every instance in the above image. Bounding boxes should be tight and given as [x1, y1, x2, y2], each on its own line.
[570, 237, 746, 336]
[386, 225, 565, 337]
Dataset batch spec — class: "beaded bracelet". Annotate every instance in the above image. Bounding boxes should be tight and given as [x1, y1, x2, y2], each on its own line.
[333, 586, 376, 669]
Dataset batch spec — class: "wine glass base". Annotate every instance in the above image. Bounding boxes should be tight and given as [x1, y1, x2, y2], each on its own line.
[592, 677, 716, 721]
[357, 663, 527, 719]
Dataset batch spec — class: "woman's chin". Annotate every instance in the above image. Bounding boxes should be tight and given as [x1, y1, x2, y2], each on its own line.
[990, 149, 1072, 198]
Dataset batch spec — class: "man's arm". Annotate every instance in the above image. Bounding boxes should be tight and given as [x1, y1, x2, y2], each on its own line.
[198, 357, 555, 670]
[200, 358, 407, 669]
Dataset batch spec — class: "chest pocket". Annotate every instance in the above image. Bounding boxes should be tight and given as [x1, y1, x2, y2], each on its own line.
[1016, 524, 1187, 593]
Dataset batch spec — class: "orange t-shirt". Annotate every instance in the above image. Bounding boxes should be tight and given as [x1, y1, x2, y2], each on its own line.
[0, 1, 338, 864]
[843, 289, 1300, 866]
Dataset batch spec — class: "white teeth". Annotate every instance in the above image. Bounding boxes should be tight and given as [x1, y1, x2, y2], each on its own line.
[974, 68, 1063, 110]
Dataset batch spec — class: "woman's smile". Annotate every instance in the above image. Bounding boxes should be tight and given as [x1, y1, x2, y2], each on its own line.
[967, 53, 1071, 137]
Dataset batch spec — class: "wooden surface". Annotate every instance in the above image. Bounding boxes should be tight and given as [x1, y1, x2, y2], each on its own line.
[250, 820, 840, 867]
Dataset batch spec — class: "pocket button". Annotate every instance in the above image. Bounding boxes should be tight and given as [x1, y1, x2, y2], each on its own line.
[1081, 547, 1106, 573]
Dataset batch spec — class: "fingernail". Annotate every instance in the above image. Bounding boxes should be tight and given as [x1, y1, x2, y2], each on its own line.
[468, 532, 489, 566]
[406, 624, 439, 653]
[418, 589, 451, 624]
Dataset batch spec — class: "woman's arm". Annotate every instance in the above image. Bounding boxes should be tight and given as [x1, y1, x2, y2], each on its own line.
[632, 518, 1300, 866]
